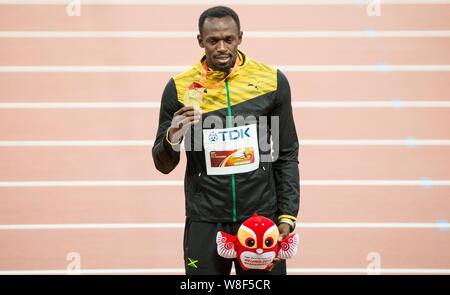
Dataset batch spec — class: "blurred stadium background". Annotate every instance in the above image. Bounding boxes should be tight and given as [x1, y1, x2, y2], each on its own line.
[0, 0, 449, 274]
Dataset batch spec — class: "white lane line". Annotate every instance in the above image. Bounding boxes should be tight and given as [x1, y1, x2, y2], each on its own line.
[0, 269, 185, 275]
[291, 101, 450, 108]
[299, 140, 450, 146]
[0, 181, 185, 187]
[1, 180, 450, 187]
[0, 223, 185, 230]
[0, 268, 449, 275]
[299, 222, 450, 229]
[288, 268, 450, 274]
[0, 66, 188, 73]
[280, 65, 450, 72]
[2, 101, 450, 109]
[1, 65, 449, 73]
[1, 0, 449, 5]
[1, 140, 450, 147]
[0, 140, 156, 147]
[2, 31, 450, 38]
[302, 180, 450, 186]
[0, 222, 448, 230]
[0, 102, 163, 109]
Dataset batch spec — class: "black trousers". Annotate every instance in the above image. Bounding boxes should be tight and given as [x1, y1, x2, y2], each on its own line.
[183, 217, 287, 275]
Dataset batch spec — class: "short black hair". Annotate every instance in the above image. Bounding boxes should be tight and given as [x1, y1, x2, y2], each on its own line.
[198, 6, 241, 35]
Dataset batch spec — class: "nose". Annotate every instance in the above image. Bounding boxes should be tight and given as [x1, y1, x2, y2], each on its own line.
[256, 249, 263, 255]
[217, 41, 226, 52]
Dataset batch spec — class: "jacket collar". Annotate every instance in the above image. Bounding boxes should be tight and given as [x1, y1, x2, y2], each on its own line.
[194, 49, 248, 81]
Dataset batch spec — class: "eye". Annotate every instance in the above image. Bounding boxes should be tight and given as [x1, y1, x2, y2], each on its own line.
[263, 225, 279, 248]
[265, 237, 274, 247]
[245, 237, 255, 247]
[237, 225, 257, 248]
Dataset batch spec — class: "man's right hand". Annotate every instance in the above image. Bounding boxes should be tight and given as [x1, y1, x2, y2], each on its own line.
[168, 106, 202, 144]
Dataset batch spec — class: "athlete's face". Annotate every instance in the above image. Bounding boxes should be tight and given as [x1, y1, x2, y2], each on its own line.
[197, 16, 243, 72]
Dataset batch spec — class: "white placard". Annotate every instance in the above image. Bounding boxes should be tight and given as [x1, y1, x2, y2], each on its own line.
[203, 124, 260, 175]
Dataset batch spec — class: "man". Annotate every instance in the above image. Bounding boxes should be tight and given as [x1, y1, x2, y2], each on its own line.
[152, 6, 299, 275]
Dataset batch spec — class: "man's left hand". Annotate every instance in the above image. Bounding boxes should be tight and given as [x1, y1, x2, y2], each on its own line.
[267, 223, 291, 271]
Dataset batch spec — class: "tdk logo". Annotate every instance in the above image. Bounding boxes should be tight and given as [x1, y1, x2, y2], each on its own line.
[209, 127, 251, 142]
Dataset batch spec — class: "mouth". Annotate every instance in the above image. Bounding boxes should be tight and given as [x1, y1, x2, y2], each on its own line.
[239, 251, 276, 270]
[214, 54, 232, 65]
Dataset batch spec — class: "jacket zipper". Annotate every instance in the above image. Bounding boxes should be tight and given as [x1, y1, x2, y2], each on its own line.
[225, 79, 237, 223]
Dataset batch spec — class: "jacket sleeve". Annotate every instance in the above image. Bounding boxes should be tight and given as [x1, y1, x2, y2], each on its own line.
[152, 78, 184, 174]
[271, 70, 300, 223]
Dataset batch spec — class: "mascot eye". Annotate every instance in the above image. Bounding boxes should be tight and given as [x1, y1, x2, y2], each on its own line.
[265, 237, 274, 247]
[245, 237, 255, 247]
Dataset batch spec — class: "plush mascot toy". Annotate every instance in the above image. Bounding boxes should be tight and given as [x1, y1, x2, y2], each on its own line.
[216, 213, 299, 271]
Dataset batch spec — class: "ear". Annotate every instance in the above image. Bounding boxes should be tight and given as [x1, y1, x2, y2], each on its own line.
[238, 31, 243, 45]
[197, 34, 205, 48]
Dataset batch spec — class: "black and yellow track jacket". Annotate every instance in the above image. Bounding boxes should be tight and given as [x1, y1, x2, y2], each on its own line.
[152, 50, 299, 224]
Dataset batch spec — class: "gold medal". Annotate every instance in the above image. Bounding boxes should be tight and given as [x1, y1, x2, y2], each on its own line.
[184, 85, 204, 109]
